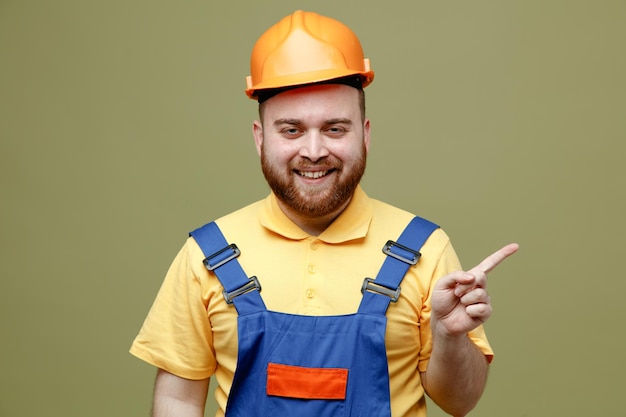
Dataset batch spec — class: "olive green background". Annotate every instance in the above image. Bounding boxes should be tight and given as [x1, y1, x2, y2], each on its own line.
[1, 1, 624, 416]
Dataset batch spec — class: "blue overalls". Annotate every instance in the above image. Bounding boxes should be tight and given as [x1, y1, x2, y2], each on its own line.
[190, 217, 438, 417]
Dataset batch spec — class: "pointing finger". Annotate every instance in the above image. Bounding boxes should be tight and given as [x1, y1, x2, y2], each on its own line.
[473, 243, 519, 274]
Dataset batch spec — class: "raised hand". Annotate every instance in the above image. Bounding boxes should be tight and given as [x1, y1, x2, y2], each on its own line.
[430, 243, 519, 337]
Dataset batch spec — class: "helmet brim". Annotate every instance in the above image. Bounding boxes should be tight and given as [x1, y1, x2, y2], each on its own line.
[246, 69, 374, 100]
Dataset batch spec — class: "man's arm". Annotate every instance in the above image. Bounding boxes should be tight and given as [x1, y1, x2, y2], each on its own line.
[421, 243, 519, 417]
[152, 369, 210, 417]
[420, 332, 489, 416]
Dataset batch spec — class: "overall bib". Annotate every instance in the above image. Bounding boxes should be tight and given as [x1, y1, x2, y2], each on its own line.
[190, 217, 438, 417]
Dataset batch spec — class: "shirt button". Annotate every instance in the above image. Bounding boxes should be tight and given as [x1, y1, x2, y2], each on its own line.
[306, 290, 314, 299]
[307, 265, 316, 274]
[310, 240, 319, 250]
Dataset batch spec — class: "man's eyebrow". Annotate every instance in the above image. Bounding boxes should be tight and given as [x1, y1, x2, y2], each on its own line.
[273, 118, 303, 126]
[272, 118, 353, 127]
[325, 118, 352, 125]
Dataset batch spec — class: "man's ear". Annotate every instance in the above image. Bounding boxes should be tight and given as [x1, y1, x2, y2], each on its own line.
[363, 118, 371, 154]
[252, 120, 263, 156]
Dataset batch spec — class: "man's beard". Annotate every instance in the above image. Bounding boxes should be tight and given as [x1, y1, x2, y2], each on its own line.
[260, 145, 367, 218]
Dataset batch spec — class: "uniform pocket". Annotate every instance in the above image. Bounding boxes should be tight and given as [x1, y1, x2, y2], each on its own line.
[266, 363, 348, 400]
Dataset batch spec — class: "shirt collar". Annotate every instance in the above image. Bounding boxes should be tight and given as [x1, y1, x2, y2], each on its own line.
[258, 185, 373, 243]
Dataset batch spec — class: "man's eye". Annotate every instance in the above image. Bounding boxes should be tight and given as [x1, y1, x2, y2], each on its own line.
[326, 126, 346, 136]
[280, 128, 307, 139]
[282, 128, 302, 137]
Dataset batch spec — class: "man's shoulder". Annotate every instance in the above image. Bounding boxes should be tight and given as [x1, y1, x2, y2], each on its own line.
[370, 197, 413, 215]
[367, 197, 450, 246]
[369, 197, 435, 225]
[216, 199, 266, 223]
[185, 199, 265, 244]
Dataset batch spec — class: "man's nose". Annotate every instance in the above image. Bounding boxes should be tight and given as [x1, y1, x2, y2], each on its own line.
[299, 132, 330, 162]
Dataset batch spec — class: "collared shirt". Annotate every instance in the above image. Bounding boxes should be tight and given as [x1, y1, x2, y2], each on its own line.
[130, 186, 493, 417]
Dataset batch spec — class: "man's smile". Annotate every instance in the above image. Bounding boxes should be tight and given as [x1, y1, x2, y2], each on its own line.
[296, 169, 334, 179]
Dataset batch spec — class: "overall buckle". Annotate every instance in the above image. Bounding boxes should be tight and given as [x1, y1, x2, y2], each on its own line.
[382, 240, 421, 265]
[361, 278, 401, 303]
[223, 276, 261, 305]
[203, 244, 241, 271]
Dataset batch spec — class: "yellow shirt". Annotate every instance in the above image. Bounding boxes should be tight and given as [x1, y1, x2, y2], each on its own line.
[130, 186, 493, 417]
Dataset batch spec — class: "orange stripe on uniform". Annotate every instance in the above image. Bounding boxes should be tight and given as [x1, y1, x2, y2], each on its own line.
[266, 363, 348, 400]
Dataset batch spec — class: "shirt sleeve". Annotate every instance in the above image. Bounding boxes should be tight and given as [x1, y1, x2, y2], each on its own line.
[129, 239, 217, 380]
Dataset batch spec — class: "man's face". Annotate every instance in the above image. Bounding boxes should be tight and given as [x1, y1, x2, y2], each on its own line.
[253, 84, 370, 219]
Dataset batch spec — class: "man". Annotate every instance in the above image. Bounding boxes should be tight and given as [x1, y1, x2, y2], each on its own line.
[130, 10, 518, 417]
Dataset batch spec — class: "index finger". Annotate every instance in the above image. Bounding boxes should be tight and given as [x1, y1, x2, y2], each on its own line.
[473, 243, 519, 274]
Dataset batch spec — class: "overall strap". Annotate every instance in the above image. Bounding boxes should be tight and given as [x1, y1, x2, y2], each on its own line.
[358, 216, 439, 315]
[189, 222, 266, 315]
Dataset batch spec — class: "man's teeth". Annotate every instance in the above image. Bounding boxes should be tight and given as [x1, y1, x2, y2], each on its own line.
[298, 170, 328, 179]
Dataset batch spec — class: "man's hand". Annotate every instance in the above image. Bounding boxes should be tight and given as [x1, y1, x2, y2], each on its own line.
[431, 243, 519, 338]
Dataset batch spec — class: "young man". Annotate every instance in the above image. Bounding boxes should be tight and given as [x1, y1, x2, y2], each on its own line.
[130, 10, 518, 417]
